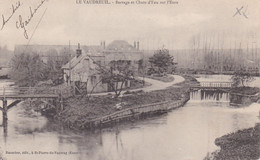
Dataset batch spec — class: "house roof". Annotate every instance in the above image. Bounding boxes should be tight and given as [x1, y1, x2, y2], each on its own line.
[62, 54, 84, 70]
[62, 53, 105, 70]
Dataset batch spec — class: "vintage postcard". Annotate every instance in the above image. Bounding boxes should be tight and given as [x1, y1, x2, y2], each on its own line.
[0, 0, 260, 160]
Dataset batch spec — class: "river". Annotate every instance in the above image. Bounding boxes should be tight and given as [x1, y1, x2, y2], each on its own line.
[0, 75, 259, 160]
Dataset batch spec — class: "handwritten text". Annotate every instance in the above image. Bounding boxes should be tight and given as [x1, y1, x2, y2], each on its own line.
[1, 1, 22, 30]
[16, 0, 47, 39]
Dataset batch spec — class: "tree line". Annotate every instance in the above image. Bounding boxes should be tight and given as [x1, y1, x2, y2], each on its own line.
[10, 48, 176, 85]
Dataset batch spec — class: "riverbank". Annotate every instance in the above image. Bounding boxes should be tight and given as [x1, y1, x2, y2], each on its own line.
[230, 87, 260, 106]
[204, 86, 260, 160]
[0, 68, 10, 80]
[205, 123, 260, 160]
[54, 75, 198, 129]
[230, 87, 260, 95]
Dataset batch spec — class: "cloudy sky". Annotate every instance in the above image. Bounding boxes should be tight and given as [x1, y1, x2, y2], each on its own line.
[0, 0, 260, 50]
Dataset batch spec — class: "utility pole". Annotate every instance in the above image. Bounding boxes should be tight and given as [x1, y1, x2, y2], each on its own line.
[142, 46, 145, 86]
[69, 40, 71, 86]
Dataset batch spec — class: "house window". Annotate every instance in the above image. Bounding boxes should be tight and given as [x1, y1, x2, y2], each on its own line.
[91, 76, 96, 84]
[96, 60, 101, 65]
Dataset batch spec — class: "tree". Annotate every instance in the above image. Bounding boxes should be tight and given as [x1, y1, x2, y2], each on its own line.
[99, 60, 135, 98]
[10, 53, 49, 86]
[231, 69, 255, 87]
[0, 45, 12, 66]
[46, 49, 70, 84]
[148, 48, 177, 76]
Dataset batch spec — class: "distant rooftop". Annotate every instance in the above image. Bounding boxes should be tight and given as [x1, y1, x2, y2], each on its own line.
[106, 40, 137, 51]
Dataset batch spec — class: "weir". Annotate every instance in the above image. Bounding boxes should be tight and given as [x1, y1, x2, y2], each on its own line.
[190, 89, 230, 102]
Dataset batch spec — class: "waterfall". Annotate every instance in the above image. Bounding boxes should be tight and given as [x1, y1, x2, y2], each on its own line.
[190, 89, 229, 102]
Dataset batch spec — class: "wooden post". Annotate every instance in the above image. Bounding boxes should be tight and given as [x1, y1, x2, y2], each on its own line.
[2, 99, 7, 121]
[59, 89, 64, 111]
[60, 96, 64, 111]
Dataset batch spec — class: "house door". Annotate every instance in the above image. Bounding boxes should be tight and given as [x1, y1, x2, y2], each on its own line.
[107, 83, 114, 92]
[75, 81, 80, 95]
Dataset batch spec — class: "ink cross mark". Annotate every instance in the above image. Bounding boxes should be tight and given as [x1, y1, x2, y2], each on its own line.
[233, 5, 248, 19]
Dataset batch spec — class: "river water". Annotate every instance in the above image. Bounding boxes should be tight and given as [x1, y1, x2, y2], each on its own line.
[0, 76, 259, 160]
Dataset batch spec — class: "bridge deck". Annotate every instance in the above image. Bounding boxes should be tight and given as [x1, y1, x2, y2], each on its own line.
[0, 87, 60, 99]
[0, 94, 59, 99]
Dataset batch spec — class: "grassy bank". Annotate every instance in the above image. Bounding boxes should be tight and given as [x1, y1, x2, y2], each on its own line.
[55, 75, 198, 129]
[205, 123, 260, 160]
[205, 86, 260, 160]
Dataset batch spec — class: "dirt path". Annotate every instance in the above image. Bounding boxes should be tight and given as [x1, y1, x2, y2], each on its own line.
[92, 75, 185, 96]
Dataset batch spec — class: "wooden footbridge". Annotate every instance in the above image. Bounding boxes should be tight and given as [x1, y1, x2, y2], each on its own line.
[0, 87, 63, 122]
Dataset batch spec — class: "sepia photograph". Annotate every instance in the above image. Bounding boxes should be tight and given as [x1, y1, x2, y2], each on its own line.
[0, 0, 260, 159]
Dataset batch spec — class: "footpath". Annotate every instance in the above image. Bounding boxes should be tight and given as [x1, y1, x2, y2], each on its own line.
[92, 75, 185, 96]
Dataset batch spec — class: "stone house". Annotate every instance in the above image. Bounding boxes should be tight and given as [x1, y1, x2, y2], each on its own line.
[62, 44, 108, 93]
[62, 40, 143, 93]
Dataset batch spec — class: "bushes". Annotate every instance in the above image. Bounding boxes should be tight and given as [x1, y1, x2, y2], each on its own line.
[212, 123, 260, 160]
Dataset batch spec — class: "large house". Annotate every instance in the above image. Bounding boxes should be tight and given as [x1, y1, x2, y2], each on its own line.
[62, 40, 143, 93]
[61, 44, 107, 93]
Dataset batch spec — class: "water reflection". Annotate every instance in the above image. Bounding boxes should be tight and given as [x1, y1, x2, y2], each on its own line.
[0, 80, 259, 160]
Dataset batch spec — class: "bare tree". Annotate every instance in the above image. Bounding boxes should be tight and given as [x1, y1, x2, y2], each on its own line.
[10, 53, 49, 86]
[231, 69, 255, 87]
[98, 60, 135, 98]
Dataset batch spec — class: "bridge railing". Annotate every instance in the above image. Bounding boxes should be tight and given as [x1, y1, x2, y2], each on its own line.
[0, 87, 60, 96]
[200, 81, 232, 88]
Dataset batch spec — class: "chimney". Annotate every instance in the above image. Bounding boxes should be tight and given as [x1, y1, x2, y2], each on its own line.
[76, 43, 82, 57]
[103, 41, 106, 49]
[134, 41, 136, 49]
[137, 41, 139, 50]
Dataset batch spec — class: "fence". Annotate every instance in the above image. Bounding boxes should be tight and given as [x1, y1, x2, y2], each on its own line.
[200, 82, 232, 88]
[88, 94, 190, 128]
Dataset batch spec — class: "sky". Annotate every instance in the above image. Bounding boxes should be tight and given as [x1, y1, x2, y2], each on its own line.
[0, 0, 260, 50]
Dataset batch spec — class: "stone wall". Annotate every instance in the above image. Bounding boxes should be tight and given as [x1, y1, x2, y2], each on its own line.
[230, 92, 260, 106]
